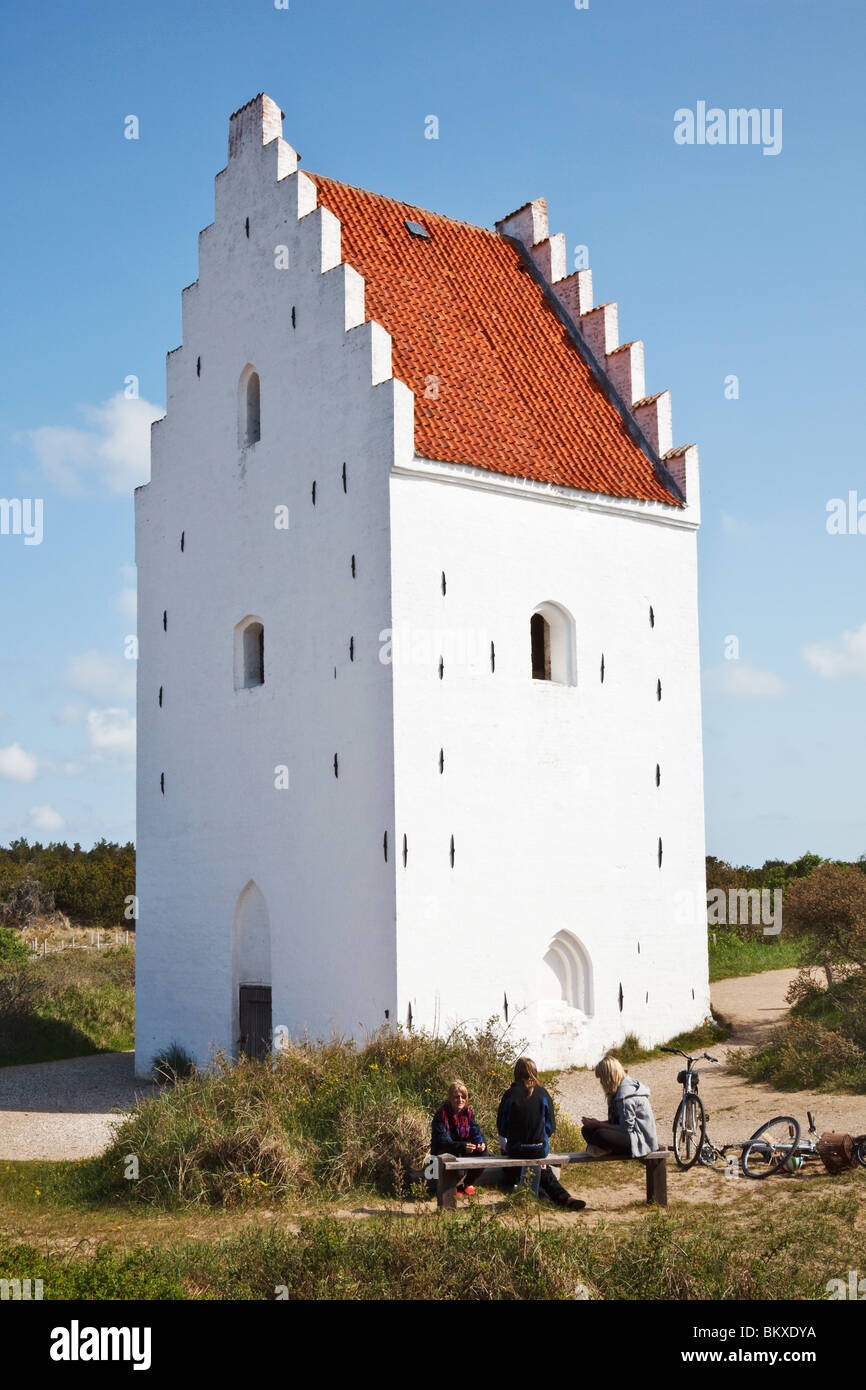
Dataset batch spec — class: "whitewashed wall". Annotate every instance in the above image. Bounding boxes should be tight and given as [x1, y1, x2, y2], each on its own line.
[390, 461, 709, 1068]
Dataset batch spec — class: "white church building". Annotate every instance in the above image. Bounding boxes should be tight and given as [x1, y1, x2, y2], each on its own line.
[134, 94, 709, 1077]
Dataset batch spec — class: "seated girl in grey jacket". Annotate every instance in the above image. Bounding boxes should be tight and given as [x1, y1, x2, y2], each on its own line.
[581, 1056, 659, 1157]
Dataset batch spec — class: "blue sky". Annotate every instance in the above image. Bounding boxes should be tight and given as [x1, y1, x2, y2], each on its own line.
[0, 0, 863, 863]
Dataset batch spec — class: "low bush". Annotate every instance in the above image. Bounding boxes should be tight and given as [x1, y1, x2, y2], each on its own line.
[729, 972, 866, 1093]
[0, 926, 31, 963]
[152, 1043, 197, 1085]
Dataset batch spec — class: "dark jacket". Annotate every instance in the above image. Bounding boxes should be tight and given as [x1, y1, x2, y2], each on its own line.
[497, 1082, 556, 1156]
[431, 1102, 487, 1157]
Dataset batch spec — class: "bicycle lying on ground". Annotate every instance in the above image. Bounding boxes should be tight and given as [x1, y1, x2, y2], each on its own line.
[740, 1111, 866, 1178]
[662, 1047, 866, 1178]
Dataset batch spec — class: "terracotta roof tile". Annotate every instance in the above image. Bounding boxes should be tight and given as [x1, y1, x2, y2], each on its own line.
[310, 174, 680, 506]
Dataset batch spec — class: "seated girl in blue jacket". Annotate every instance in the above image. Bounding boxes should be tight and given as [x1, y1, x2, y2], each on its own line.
[430, 1080, 487, 1195]
[497, 1057, 586, 1210]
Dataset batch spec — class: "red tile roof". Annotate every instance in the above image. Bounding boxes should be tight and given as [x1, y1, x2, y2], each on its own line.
[310, 174, 680, 506]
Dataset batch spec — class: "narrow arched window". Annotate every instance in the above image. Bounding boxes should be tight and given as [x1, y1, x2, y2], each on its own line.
[234, 616, 264, 689]
[238, 365, 261, 447]
[530, 602, 576, 684]
[531, 613, 550, 680]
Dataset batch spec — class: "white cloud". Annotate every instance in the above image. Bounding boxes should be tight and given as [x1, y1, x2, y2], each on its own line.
[63, 762, 86, 777]
[87, 708, 136, 753]
[802, 622, 866, 679]
[116, 588, 138, 619]
[20, 392, 163, 495]
[67, 650, 135, 701]
[0, 742, 38, 782]
[29, 804, 65, 832]
[54, 703, 85, 725]
[704, 662, 787, 698]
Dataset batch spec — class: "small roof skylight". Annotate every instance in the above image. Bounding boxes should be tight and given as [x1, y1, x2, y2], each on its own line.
[404, 219, 430, 240]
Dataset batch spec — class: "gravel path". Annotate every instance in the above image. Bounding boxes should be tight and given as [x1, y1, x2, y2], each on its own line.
[556, 968, 866, 1141]
[0, 1052, 156, 1161]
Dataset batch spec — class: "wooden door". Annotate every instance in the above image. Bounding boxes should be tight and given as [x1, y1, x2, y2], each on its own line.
[239, 985, 272, 1060]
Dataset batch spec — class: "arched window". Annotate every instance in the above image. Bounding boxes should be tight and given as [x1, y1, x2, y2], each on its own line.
[530, 613, 550, 680]
[541, 930, 593, 1015]
[530, 602, 576, 685]
[234, 616, 264, 689]
[238, 365, 261, 447]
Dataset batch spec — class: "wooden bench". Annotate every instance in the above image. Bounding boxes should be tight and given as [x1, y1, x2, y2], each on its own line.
[429, 1150, 670, 1210]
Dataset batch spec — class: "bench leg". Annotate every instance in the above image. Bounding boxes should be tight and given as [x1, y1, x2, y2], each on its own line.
[645, 1157, 668, 1207]
[437, 1165, 462, 1211]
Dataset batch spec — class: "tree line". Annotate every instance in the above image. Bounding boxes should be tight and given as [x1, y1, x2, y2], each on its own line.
[0, 841, 863, 934]
[0, 839, 135, 932]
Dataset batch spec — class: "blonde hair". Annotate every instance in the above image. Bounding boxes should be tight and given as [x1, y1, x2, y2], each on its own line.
[447, 1080, 469, 1106]
[595, 1056, 626, 1095]
[514, 1056, 539, 1095]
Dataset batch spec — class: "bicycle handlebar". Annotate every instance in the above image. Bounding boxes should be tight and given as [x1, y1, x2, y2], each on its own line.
[660, 1047, 719, 1064]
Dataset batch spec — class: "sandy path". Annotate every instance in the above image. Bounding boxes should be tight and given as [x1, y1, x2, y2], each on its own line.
[0, 1052, 155, 1161]
[555, 968, 866, 1142]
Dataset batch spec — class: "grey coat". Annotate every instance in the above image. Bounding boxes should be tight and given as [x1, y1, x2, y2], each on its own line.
[607, 1076, 659, 1157]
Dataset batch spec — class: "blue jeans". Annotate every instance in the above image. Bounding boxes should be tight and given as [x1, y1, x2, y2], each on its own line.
[506, 1144, 573, 1205]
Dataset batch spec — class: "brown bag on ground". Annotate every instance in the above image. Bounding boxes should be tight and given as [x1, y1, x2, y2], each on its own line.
[816, 1132, 856, 1174]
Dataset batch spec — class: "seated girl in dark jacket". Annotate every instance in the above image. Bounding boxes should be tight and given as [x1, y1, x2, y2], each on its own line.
[431, 1080, 487, 1195]
[497, 1057, 585, 1210]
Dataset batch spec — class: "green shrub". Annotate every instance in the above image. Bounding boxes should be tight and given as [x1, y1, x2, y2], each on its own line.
[0, 926, 31, 963]
[729, 972, 866, 1093]
[152, 1043, 197, 1085]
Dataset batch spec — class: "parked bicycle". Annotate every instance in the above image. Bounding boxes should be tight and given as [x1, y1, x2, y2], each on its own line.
[663, 1048, 866, 1178]
[661, 1047, 719, 1170]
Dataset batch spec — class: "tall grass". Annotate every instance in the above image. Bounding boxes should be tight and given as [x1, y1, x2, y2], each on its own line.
[1, 1188, 859, 1299]
[0, 947, 134, 1066]
[614, 1015, 731, 1066]
[708, 929, 804, 982]
[96, 1023, 519, 1207]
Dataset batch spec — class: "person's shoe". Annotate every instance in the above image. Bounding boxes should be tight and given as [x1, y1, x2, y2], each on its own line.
[462, 1184, 477, 1196]
[584, 1144, 608, 1158]
[565, 1197, 587, 1211]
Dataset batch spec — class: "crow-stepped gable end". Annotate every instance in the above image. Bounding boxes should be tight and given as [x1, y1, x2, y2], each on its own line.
[135, 95, 709, 1076]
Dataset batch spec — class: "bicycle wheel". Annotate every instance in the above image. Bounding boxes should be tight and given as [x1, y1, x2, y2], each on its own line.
[673, 1094, 706, 1170]
[855, 1137, 866, 1171]
[741, 1116, 800, 1179]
